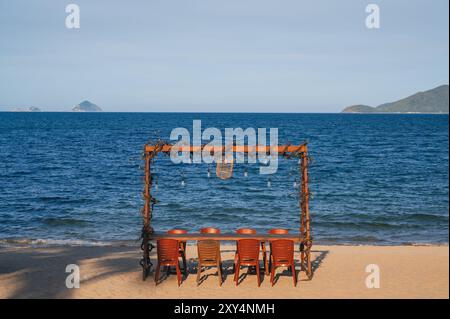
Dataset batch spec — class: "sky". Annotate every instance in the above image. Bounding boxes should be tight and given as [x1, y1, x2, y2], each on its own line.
[0, 0, 448, 112]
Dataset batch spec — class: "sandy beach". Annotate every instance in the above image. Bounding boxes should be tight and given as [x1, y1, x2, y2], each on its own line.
[0, 244, 448, 299]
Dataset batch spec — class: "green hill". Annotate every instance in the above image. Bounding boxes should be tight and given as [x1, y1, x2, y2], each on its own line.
[342, 85, 449, 114]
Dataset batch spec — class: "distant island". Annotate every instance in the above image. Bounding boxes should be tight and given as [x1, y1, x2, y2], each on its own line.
[72, 100, 102, 112]
[342, 85, 449, 114]
[12, 106, 41, 112]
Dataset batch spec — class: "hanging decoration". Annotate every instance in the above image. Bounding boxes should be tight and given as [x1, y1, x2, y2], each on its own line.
[216, 155, 234, 179]
[154, 175, 159, 191]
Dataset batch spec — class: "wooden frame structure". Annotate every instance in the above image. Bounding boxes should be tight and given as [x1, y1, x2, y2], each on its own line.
[140, 142, 312, 280]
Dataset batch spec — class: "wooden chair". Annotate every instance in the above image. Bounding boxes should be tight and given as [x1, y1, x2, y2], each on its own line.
[197, 227, 222, 286]
[267, 228, 289, 271]
[167, 229, 188, 275]
[155, 239, 183, 286]
[234, 239, 261, 287]
[269, 239, 296, 287]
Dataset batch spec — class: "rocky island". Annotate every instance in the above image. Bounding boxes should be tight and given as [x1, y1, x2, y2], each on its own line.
[342, 85, 449, 114]
[12, 106, 41, 112]
[72, 100, 102, 112]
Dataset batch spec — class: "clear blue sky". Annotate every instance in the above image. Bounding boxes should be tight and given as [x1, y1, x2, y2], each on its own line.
[0, 0, 448, 112]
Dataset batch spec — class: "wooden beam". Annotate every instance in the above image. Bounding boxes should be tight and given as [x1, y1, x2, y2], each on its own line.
[145, 144, 307, 154]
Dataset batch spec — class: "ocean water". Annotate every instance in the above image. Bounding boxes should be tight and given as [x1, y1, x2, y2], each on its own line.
[0, 113, 448, 246]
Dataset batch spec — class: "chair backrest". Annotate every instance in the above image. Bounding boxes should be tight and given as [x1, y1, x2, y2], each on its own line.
[197, 240, 220, 263]
[236, 228, 256, 235]
[237, 239, 260, 262]
[270, 240, 294, 263]
[268, 228, 289, 235]
[200, 227, 221, 234]
[157, 239, 180, 262]
[167, 229, 187, 235]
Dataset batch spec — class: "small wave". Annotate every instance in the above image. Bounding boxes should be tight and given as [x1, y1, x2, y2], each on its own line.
[39, 217, 89, 227]
[0, 238, 134, 247]
[37, 196, 89, 205]
[397, 213, 449, 222]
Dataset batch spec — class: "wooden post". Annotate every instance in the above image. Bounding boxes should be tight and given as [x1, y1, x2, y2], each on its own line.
[141, 148, 152, 280]
[300, 145, 312, 279]
[299, 154, 305, 269]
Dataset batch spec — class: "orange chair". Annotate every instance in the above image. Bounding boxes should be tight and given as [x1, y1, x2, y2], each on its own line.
[200, 227, 221, 234]
[197, 227, 223, 286]
[167, 229, 188, 275]
[268, 228, 289, 235]
[268, 228, 289, 271]
[269, 239, 296, 286]
[155, 239, 183, 286]
[234, 239, 262, 286]
[236, 228, 256, 235]
[233, 228, 267, 275]
[233, 228, 256, 269]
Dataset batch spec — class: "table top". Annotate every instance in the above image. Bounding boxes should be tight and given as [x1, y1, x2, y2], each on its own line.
[152, 232, 304, 242]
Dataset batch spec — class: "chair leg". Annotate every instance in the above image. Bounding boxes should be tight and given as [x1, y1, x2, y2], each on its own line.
[196, 263, 202, 286]
[232, 251, 238, 272]
[154, 262, 161, 285]
[176, 262, 182, 287]
[291, 263, 297, 287]
[270, 265, 275, 286]
[181, 252, 188, 276]
[256, 263, 261, 287]
[217, 262, 223, 287]
[261, 242, 268, 276]
[234, 263, 240, 286]
[269, 254, 272, 272]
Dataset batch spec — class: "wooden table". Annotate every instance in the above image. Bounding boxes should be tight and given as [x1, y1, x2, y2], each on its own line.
[152, 232, 304, 276]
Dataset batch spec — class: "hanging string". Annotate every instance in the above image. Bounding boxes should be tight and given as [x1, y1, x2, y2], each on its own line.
[154, 175, 158, 191]
[180, 166, 186, 186]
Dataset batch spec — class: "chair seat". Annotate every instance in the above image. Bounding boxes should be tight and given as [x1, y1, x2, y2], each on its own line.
[273, 261, 292, 267]
[202, 258, 217, 263]
[159, 259, 178, 265]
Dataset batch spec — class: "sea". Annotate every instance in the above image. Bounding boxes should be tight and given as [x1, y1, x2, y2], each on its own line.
[0, 112, 448, 246]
